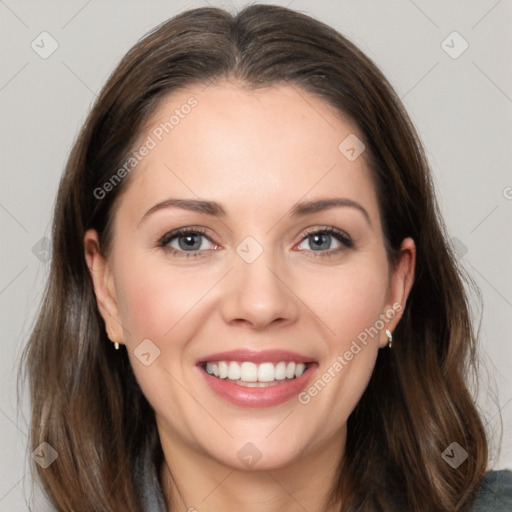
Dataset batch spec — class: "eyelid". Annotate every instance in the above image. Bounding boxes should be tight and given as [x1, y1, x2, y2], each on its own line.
[298, 225, 353, 244]
[159, 226, 210, 246]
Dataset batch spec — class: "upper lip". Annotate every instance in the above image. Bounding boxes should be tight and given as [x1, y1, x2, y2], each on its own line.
[197, 349, 315, 365]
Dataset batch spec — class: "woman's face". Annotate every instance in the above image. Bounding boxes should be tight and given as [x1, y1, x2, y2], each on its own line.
[85, 81, 414, 472]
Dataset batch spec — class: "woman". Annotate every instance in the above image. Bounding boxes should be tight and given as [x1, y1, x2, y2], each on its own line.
[20, 4, 512, 511]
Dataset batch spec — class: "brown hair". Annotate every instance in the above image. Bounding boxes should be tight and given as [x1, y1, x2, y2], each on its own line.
[19, 4, 489, 511]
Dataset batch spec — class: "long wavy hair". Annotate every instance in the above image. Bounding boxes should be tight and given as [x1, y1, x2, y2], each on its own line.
[19, 4, 489, 511]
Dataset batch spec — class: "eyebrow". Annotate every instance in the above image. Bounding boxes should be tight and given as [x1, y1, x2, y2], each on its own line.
[139, 197, 371, 226]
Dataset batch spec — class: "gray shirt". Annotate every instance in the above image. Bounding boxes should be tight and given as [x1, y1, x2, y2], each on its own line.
[138, 466, 512, 511]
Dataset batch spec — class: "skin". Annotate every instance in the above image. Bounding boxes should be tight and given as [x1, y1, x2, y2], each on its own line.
[84, 80, 415, 512]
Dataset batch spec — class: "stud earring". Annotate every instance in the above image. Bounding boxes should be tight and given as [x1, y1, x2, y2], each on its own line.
[385, 329, 393, 348]
[108, 332, 120, 350]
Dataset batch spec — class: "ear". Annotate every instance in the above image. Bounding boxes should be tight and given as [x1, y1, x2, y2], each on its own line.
[378, 237, 416, 348]
[84, 229, 124, 346]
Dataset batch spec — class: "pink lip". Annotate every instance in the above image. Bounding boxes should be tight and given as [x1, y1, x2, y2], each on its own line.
[197, 348, 315, 364]
[197, 363, 318, 408]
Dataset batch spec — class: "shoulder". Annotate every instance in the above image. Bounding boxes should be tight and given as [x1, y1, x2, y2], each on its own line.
[470, 469, 512, 511]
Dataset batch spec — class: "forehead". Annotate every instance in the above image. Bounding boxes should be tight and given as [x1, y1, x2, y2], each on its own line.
[117, 81, 380, 224]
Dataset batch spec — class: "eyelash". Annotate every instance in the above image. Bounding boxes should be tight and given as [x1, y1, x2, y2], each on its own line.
[158, 226, 354, 259]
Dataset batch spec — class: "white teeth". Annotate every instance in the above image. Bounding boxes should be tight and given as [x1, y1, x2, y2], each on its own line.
[227, 361, 241, 380]
[204, 360, 309, 383]
[286, 362, 296, 379]
[235, 380, 280, 387]
[218, 361, 228, 379]
[295, 363, 306, 378]
[275, 362, 287, 380]
[240, 362, 258, 382]
[258, 362, 275, 382]
[205, 362, 219, 377]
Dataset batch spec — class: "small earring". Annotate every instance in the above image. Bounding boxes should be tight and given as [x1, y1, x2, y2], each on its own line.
[109, 336, 120, 350]
[108, 330, 120, 350]
[385, 329, 393, 348]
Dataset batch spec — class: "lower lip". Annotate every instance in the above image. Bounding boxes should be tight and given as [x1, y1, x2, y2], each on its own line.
[198, 364, 317, 408]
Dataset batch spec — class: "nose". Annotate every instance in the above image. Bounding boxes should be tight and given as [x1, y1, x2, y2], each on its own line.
[220, 245, 299, 330]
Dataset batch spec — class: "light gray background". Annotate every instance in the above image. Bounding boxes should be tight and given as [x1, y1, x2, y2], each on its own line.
[1, 0, 511, 509]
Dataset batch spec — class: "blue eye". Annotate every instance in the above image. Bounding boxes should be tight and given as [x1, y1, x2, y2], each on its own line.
[296, 227, 353, 257]
[158, 226, 353, 259]
[159, 228, 216, 258]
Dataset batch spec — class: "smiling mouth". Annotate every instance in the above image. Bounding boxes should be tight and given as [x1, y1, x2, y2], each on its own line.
[200, 360, 314, 387]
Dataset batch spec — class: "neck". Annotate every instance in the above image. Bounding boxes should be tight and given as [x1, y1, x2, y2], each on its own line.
[159, 431, 346, 512]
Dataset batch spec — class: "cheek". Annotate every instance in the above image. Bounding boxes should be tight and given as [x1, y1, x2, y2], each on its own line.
[112, 257, 203, 410]
[313, 260, 389, 345]
[113, 252, 210, 344]
[301, 260, 388, 425]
